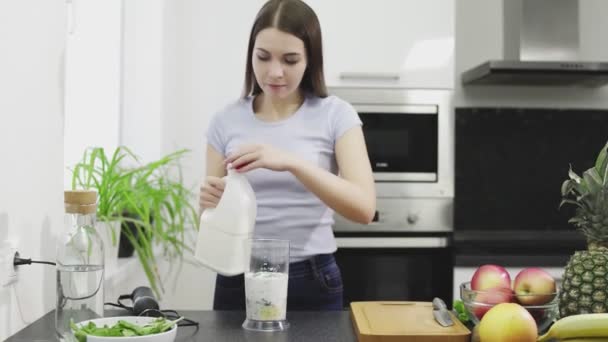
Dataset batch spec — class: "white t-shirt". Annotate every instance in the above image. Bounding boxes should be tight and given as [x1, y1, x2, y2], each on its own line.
[206, 93, 362, 261]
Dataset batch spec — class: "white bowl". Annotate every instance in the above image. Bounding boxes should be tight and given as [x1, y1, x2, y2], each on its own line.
[74, 316, 177, 342]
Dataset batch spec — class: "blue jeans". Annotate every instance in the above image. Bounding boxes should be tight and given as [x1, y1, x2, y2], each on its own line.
[213, 254, 344, 311]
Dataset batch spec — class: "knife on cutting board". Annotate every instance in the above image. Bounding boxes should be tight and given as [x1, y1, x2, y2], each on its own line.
[432, 297, 454, 327]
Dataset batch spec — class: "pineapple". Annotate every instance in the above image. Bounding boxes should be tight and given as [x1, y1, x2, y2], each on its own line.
[559, 140, 608, 317]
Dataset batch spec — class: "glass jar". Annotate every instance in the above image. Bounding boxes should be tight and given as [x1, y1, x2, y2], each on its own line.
[56, 190, 104, 341]
[243, 239, 290, 332]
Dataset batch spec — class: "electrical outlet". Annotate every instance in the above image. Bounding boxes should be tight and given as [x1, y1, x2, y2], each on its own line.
[1, 240, 18, 287]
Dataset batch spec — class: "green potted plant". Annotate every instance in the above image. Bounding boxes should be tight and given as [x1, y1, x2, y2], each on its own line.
[70, 146, 199, 298]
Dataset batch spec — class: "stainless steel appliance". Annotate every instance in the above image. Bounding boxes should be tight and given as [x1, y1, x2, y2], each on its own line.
[331, 87, 453, 198]
[329, 87, 454, 232]
[462, 0, 608, 87]
[328, 87, 455, 307]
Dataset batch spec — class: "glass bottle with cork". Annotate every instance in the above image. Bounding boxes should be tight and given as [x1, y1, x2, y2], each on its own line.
[56, 190, 105, 341]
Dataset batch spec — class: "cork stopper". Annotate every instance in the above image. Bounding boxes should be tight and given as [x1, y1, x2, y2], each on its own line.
[64, 190, 98, 214]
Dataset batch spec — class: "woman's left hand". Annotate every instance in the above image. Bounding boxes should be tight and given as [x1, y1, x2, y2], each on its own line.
[224, 143, 296, 172]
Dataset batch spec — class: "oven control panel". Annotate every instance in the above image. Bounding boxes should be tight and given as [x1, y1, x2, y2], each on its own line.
[333, 197, 453, 232]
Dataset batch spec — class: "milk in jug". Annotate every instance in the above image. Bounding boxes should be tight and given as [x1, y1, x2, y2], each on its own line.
[194, 167, 256, 275]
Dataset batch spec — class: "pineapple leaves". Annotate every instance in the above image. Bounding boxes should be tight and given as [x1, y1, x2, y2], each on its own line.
[561, 179, 575, 197]
[568, 217, 585, 226]
[594, 140, 608, 185]
[568, 165, 582, 183]
[561, 141, 608, 236]
[583, 168, 603, 194]
[560, 199, 582, 209]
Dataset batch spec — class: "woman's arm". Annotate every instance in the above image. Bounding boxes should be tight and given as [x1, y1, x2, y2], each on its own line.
[288, 126, 376, 224]
[225, 126, 376, 224]
[206, 144, 227, 178]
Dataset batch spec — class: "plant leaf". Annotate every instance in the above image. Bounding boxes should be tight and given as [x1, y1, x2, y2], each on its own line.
[583, 168, 603, 194]
[568, 165, 582, 183]
[560, 199, 582, 209]
[595, 141, 608, 185]
[561, 179, 575, 197]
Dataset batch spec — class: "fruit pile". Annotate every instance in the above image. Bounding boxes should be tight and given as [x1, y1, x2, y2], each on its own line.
[467, 264, 608, 342]
[465, 264, 557, 342]
[469, 264, 557, 321]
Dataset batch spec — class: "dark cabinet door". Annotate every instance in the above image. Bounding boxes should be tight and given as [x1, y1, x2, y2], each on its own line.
[455, 108, 608, 233]
[335, 246, 454, 307]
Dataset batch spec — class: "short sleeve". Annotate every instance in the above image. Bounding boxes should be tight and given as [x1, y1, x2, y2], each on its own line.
[331, 97, 363, 144]
[206, 112, 226, 156]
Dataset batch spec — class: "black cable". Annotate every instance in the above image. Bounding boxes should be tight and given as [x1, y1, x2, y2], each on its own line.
[13, 256, 56, 266]
[104, 300, 199, 328]
[104, 302, 130, 310]
[140, 309, 200, 328]
[31, 260, 56, 266]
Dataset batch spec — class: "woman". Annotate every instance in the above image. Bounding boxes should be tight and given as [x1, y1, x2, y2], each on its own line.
[200, 0, 375, 311]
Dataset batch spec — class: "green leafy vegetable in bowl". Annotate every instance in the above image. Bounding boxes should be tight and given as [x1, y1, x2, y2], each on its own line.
[453, 299, 470, 323]
[70, 317, 183, 341]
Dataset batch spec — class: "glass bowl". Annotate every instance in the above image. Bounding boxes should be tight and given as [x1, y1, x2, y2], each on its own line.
[459, 281, 559, 333]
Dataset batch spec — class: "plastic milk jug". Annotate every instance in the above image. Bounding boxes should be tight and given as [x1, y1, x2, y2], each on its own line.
[194, 167, 257, 275]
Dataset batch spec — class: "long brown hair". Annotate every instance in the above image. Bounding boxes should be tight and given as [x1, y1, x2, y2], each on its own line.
[242, 0, 327, 98]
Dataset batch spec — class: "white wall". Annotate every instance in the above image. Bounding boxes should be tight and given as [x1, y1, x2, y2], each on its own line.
[119, 0, 264, 309]
[64, 0, 122, 184]
[113, 0, 217, 308]
[121, 0, 163, 163]
[0, 1, 66, 339]
[579, 0, 608, 62]
[160, 0, 265, 184]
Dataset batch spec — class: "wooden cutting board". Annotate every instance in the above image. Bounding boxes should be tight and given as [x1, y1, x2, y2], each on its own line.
[350, 301, 471, 342]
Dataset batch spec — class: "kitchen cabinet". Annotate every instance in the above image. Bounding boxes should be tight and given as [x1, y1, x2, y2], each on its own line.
[453, 266, 564, 303]
[308, 0, 455, 89]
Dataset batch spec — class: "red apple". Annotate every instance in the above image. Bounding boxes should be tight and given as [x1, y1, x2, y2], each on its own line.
[472, 287, 514, 320]
[478, 303, 538, 342]
[471, 264, 512, 291]
[513, 267, 556, 305]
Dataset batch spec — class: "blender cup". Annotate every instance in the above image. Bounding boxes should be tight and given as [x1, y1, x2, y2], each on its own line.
[242, 239, 290, 332]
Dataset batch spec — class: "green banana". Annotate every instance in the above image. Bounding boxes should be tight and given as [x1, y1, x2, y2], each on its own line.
[561, 339, 608, 342]
[537, 314, 608, 342]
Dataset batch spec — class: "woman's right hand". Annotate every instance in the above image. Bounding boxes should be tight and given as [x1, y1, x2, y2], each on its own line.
[199, 176, 226, 209]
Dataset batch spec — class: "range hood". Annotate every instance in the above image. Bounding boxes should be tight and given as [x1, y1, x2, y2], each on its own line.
[461, 0, 608, 87]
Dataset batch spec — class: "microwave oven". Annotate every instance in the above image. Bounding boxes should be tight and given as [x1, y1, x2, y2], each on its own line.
[329, 87, 454, 233]
[329, 87, 454, 199]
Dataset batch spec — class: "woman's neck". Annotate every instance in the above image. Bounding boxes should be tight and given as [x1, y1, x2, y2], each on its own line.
[254, 91, 304, 121]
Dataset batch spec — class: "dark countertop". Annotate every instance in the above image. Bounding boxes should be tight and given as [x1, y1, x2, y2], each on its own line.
[6, 310, 356, 342]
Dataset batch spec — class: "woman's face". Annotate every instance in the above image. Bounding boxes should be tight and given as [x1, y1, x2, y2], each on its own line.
[252, 28, 308, 101]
